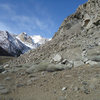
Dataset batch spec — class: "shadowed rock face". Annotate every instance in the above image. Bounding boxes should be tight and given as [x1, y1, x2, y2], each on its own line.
[8, 0, 100, 66]
[0, 46, 12, 56]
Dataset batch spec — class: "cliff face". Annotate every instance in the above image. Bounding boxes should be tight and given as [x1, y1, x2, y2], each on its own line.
[0, 46, 12, 56]
[8, 0, 100, 66]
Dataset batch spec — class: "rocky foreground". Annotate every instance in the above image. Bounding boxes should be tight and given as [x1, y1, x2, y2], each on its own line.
[0, 64, 100, 100]
[0, 0, 100, 100]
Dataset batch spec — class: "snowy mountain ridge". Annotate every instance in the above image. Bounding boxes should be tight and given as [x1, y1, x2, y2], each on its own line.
[16, 32, 50, 49]
[0, 31, 50, 56]
[31, 35, 50, 44]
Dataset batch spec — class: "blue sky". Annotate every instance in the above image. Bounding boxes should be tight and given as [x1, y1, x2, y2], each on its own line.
[0, 0, 88, 38]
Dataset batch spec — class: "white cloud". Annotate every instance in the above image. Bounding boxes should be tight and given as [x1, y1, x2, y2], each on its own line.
[0, 3, 55, 38]
[0, 3, 14, 14]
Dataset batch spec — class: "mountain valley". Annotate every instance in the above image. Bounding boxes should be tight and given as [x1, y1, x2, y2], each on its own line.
[0, 0, 100, 100]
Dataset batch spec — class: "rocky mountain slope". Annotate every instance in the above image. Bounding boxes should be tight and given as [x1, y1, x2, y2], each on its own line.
[8, 0, 100, 67]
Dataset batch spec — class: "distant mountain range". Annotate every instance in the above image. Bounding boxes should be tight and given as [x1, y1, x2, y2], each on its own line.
[0, 30, 50, 56]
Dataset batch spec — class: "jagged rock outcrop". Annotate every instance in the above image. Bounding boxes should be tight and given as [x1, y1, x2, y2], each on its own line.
[16, 32, 39, 49]
[17, 33, 50, 49]
[17, 32, 33, 44]
[8, 0, 100, 67]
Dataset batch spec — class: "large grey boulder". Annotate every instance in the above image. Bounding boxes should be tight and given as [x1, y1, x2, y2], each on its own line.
[74, 60, 84, 68]
[52, 54, 62, 62]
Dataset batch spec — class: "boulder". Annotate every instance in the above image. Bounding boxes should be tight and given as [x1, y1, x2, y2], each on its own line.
[47, 64, 64, 72]
[91, 56, 100, 62]
[4, 77, 11, 81]
[65, 62, 73, 69]
[26, 66, 36, 74]
[52, 54, 62, 62]
[86, 60, 98, 65]
[62, 87, 67, 91]
[74, 60, 84, 68]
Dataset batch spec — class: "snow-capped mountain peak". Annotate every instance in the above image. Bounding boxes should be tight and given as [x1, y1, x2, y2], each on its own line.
[0, 31, 30, 56]
[31, 35, 50, 44]
[0, 30, 51, 56]
[17, 33, 50, 49]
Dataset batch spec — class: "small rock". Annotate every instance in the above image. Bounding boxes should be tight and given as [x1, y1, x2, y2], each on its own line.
[81, 81, 88, 86]
[84, 89, 90, 94]
[41, 71, 46, 76]
[2, 70, 8, 74]
[73, 87, 80, 91]
[4, 77, 11, 81]
[54, 90, 56, 94]
[80, 86, 90, 94]
[20, 72, 25, 76]
[16, 83, 24, 88]
[0, 86, 5, 90]
[27, 80, 32, 85]
[28, 74, 36, 78]
[62, 87, 67, 91]
[65, 62, 73, 69]
[0, 88, 10, 94]
[89, 83, 96, 90]
[3, 64, 9, 68]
